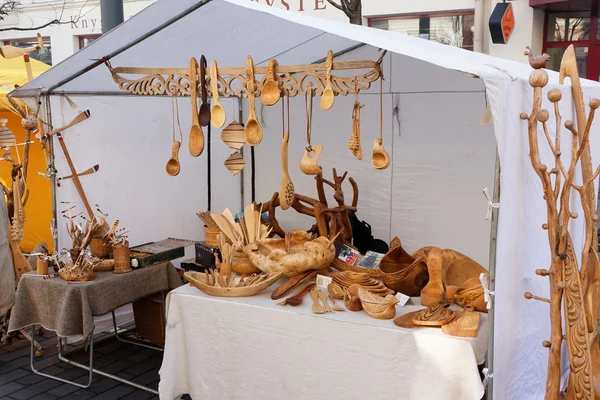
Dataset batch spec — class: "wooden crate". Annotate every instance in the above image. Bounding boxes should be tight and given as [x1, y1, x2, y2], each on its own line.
[133, 294, 165, 347]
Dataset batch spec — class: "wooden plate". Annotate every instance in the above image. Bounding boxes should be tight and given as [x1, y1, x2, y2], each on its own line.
[411, 304, 456, 327]
[394, 311, 419, 329]
[185, 271, 282, 297]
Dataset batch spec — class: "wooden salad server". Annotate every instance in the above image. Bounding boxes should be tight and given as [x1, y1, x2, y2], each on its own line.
[244, 56, 262, 146]
[198, 56, 211, 127]
[261, 59, 280, 106]
[40, 110, 91, 139]
[210, 60, 226, 129]
[320, 50, 335, 111]
[188, 57, 204, 157]
[279, 131, 294, 210]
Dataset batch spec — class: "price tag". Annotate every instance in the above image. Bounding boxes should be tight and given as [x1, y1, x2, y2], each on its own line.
[316, 274, 332, 289]
[395, 292, 410, 306]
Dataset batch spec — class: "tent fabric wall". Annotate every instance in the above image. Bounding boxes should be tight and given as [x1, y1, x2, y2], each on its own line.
[50, 95, 242, 251]
[10, 0, 600, 398]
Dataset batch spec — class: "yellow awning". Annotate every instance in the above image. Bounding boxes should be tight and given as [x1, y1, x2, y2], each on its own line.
[0, 56, 50, 100]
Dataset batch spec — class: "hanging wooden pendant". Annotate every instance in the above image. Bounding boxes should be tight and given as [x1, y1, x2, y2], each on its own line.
[300, 145, 323, 175]
[224, 152, 244, 175]
[221, 121, 245, 150]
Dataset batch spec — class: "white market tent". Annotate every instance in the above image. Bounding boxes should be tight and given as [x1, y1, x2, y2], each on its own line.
[11, 0, 600, 398]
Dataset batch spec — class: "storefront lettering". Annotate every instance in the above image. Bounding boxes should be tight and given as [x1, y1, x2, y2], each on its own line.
[250, 0, 327, 11]
[70, 16, 99, 31]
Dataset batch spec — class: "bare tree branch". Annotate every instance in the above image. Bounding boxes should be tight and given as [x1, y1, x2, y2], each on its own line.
[326, 0, 343, 11]
[0, 0, 92, 33]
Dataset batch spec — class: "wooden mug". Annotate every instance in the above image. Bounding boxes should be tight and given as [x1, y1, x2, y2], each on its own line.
[36, 259, 49, 275]
[113, 241, 132, 274]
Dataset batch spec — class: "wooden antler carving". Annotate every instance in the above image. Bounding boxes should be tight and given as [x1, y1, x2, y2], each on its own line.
[522, 44, 599, 400]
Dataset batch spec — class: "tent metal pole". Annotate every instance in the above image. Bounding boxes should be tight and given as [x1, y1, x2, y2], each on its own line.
[45, 0, 213, 95]
[486, 149, 500, 400]
[44, 94, 59, 253]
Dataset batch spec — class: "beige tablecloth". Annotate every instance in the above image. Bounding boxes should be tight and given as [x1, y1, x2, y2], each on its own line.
[159, 283, 487, 400]
[8, 262, 182, 338]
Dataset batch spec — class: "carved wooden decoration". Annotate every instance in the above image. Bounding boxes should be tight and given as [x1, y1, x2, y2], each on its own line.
[105, 52, 385, 99]
[521, 45, 600, 400]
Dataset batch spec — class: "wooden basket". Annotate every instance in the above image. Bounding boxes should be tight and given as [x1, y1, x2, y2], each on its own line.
[204, 226, 220, 248]
[90, 237, 111, 258]
[332, 258, 382, 278]
[113, 241, 132, 274]
[184, 270, 282, 297]
[232, 250, 261, 274]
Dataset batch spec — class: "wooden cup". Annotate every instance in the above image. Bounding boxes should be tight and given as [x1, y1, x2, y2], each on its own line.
[36, 259, 49, 275]
[113, 241, 132, 274]
[203, 226, 221, 248]
[90, 237, 110, 258]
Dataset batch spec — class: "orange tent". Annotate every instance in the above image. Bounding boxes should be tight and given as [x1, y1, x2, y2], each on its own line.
[0, 56, 52, 252]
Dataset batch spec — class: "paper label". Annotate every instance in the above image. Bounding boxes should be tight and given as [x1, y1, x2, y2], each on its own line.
[316, 274, 332, 289]
[395, 292, 410, 306]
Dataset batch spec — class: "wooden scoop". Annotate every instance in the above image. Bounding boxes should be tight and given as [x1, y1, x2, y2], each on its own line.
[198, 56, 211, 127]
[244, 56, 262, 146]
[300, 145, 323, 175]
[188, 57, 204, 157]
[165, 141, 181, 176]
[261, 59, 280, 106]
[278, 283, 316, 306]
[320, 50, 335, 111]
[372, 138, 390, 170]
[210, 60, 226, 129]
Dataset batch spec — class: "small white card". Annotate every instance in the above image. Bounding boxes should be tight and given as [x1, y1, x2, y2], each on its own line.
[395, 292, 410, 306]
[316, 274, 332, 289]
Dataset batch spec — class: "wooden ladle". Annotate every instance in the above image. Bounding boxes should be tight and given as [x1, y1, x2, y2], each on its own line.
[320, 50, 335, 111]
[244, 56, 262, 146]
[210, 60, 226, 129]
[300, 88, 323, 175]
[188, 57, 204, 157]
[261, 59, 280, 106]
[198, 56, 211, 127]
[166, 141, 181, 176]
[372, 74, 390, 170]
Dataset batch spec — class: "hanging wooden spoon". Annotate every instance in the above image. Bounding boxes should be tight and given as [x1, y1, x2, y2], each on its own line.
[188, 57, 204, 157]
[210, 60, 226, 129]
[300, 88, 323, 175]
[244, 56, 262, 146]
[372, 72, 390, 170]
[198, 56, 211, 127]
[261, 59, 280, 106]
[166, 141, 181, 176]
[320, 50, 335, 111]
[279, 94, 294, 210]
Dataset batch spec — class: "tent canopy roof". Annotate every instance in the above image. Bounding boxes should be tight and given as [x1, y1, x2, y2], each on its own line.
[12, 0, 599, 99]
[0, 56, 49, 97]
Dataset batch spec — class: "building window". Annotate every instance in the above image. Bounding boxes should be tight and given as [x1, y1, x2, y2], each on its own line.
[78, 35, 100, 50]
[3, 37, 51, 65]
[543, 10, 599, 81]
[369, 11, 475, 51]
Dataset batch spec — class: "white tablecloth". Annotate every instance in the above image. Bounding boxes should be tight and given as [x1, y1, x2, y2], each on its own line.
[159, 282, 487, 400]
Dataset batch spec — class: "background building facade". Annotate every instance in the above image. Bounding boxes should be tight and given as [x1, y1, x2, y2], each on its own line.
[0, 0, 595, 80]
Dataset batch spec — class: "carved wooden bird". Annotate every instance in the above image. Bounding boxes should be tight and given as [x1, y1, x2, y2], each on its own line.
[524, 46, 550, 69]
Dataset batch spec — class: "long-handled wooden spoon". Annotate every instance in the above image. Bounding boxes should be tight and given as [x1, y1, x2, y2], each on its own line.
[188, 57, 204, 157]
[276, 283, 316, 306]
[210, 60, 226, 129]
[261, 59, 280, 106]
[372, 71, 390, 170]
[320, 50, 335, 111]
[166, 141, 181, 176]
[244, 56, 262, 146]
[198, 56, 211, 127]
[279, 95, 294, 210]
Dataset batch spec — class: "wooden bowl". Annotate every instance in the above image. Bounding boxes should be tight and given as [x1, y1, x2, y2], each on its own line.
[443, 257, 488, 287]
[185, 270, 282, 297]
[332, 258, 381, 278]
[357, 288, 399, 320]
[232, 250, 262, 275]
[90, 237, 111, 258]
[379, 245, 429, 297]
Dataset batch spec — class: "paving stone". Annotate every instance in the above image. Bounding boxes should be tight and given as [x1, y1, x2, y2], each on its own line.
[28, 393, 58, 400]
[88, 384, 136, 400]
[0, 367, 30, 386]
[8, 376, 63, 400]
[0, 381, 25, 397]
[61, 389, 98, 399]
[123, 390, 156, 400]
[45, 381, 83, 398]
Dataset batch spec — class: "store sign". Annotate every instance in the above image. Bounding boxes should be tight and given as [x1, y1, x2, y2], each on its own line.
[250, 0, 329, 12]
[489, 2, 515, 44]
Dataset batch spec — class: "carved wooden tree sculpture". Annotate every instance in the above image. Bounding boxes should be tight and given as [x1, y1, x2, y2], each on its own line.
[262, 168, 358, 242]
[521, 45, 600, 400]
